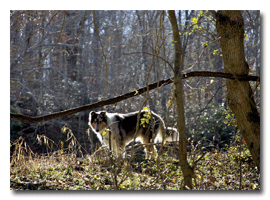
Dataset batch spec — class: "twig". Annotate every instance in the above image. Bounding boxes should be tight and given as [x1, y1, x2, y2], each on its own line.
[93, 10, 109, 100]
[124, 51, 174, 72]
[239, 142, 242, 190]
[130, 25, 162, 160]
[108, 129, 119, 190]
[67, 11, 87, 58]
[42, 11, 66, 61]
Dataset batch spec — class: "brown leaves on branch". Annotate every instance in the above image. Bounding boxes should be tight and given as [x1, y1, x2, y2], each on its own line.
[10, 71, 259, 123]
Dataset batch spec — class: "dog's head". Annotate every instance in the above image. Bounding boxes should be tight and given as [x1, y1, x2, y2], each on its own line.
[89, 111, 107, 133]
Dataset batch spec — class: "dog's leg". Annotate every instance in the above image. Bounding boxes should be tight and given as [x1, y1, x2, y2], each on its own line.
[108, 122, 123, 158]
[140, 135, 157, 159]
[110, 133, 125, 158]
[111, 137, 119, 155]
[145, 144, 157, 159]
[118, 139, 125, 158]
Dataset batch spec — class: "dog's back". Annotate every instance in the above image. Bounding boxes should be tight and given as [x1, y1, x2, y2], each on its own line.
[120, 110, 164, 142]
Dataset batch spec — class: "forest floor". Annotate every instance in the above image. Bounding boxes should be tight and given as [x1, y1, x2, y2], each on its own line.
[10, 138, 260, 190]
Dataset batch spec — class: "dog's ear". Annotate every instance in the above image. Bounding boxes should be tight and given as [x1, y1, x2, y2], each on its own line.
[90, 111, 96, 118]
[100, 111, 106, 118]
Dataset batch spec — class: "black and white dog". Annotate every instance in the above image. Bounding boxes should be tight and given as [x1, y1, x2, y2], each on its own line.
[89, 110, 179, 158]
[89, 110, 168, 159]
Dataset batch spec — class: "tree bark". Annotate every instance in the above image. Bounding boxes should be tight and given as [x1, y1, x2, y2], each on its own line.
[214, 10, 260, 171]
[168, 10, 194, 190]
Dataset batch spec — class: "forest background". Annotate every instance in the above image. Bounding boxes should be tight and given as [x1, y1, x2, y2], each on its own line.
[6, 6, 267, 193]
[10, 10, 260, 153]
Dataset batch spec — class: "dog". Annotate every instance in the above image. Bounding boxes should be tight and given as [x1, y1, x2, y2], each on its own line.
[89, 110, 166, 159]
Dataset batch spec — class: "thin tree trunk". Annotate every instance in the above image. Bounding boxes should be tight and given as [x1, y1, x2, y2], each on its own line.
[168, 10, 194, 190]
[214, 10, 260, 171]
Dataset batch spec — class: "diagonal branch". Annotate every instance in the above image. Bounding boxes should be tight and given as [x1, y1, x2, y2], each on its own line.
[10, 71, 259, 123]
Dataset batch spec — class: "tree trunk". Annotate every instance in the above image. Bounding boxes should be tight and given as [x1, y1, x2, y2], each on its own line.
[214, 11, 260, 171]
[168, 10, 194, 190]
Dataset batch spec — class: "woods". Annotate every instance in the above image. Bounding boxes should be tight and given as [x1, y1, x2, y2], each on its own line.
[10, 10, 260, 190]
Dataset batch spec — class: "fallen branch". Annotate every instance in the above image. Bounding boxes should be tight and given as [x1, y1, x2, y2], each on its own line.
[10, 71, 259, 123]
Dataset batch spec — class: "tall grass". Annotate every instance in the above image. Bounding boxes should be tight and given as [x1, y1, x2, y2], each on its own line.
[10, 127, 260, 190]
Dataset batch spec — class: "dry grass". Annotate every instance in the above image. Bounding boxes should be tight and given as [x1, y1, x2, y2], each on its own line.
[10, 131, 260, 190]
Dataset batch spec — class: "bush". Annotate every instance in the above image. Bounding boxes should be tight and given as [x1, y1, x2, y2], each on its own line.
[186, 105, 238, 149]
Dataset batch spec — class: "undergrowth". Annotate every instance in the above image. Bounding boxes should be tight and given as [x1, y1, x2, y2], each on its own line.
[10, 130, 260, 190]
